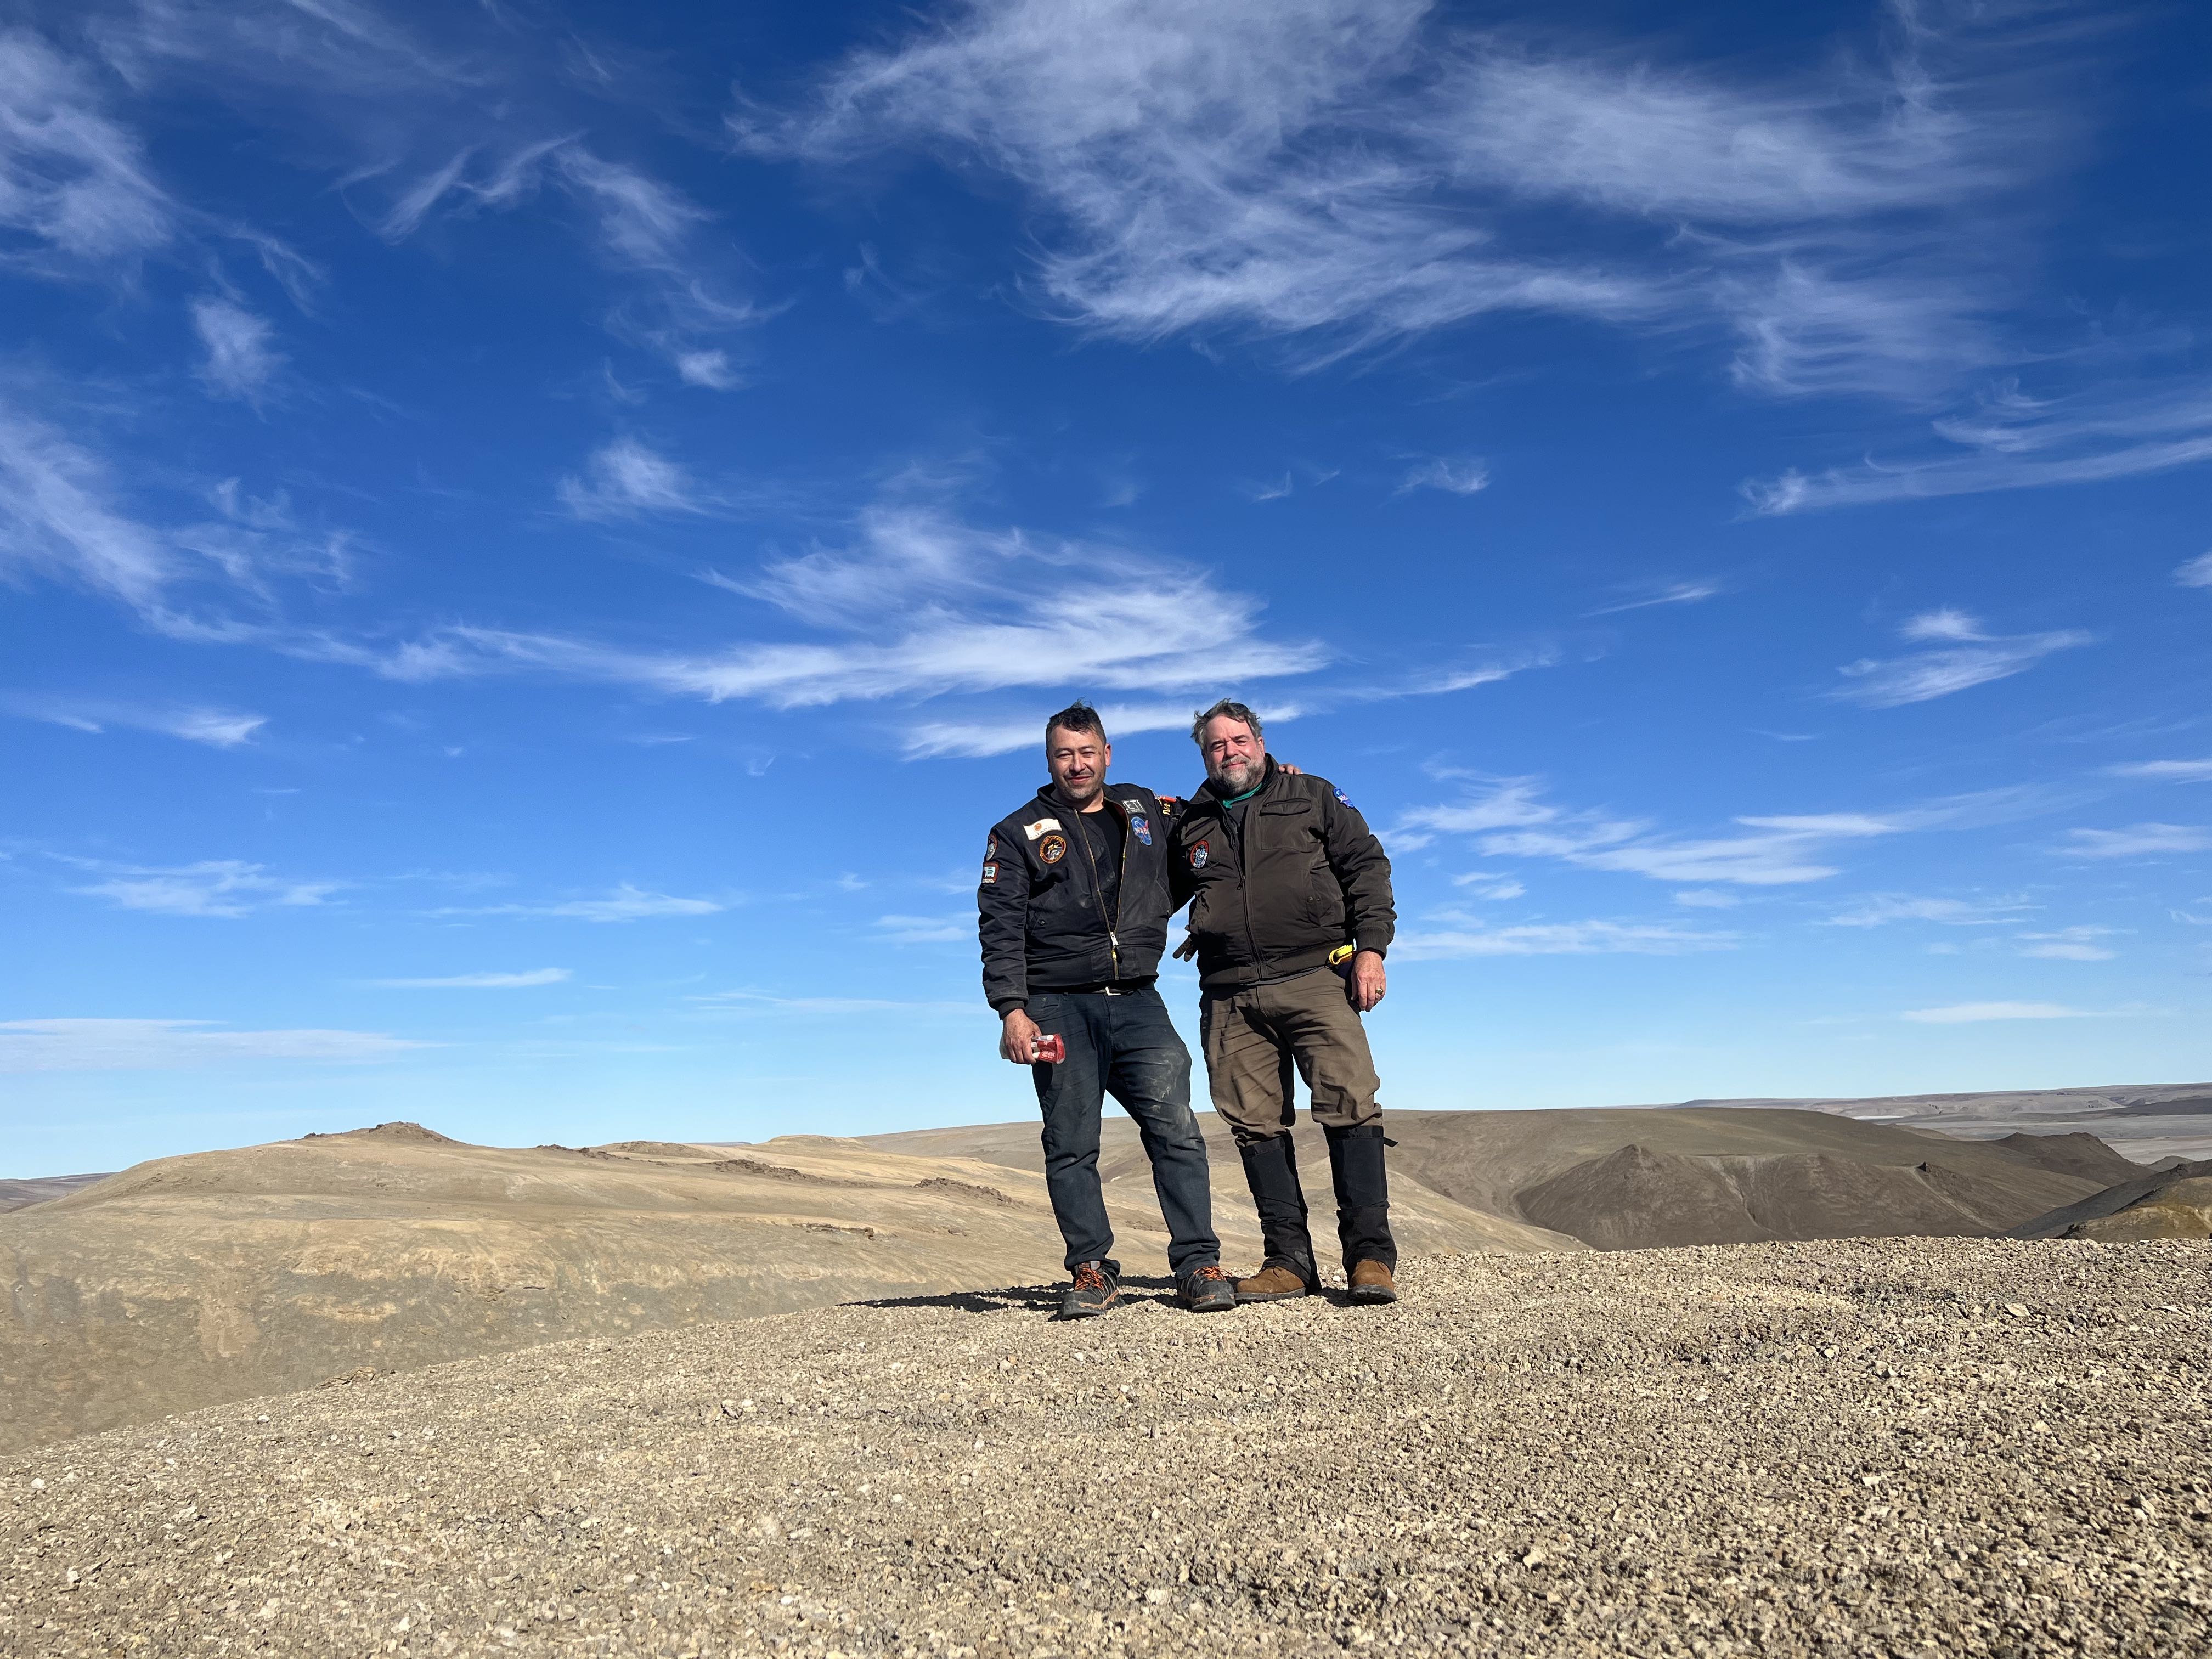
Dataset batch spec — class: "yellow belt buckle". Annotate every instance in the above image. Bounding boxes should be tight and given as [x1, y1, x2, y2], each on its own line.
[1329, 945, 1355, 966]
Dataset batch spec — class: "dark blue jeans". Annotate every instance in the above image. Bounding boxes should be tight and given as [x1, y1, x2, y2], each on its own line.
[1026, 987, 1220, 1278]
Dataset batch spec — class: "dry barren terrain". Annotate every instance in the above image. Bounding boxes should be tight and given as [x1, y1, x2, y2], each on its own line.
[0, 1119, 1558, 1454]
[5, 1238, 2207, 1657]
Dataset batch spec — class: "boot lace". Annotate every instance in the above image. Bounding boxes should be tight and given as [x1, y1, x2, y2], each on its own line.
[1072, 1262, 1111, 1293]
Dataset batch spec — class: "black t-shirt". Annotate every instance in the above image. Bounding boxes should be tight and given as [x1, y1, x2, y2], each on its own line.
[1077, 804, 1126, 923]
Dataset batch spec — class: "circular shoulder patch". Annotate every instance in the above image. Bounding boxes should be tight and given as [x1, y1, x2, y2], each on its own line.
[1038, 833, 1069, 865]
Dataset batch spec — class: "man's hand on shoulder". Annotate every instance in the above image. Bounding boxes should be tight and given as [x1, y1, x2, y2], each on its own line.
[999, 1008, 1042, 1065]
[1348, 950, 1386, 1013]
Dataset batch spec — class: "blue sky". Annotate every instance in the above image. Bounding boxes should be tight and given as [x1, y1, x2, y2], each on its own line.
[5, 0, 2211, 1176]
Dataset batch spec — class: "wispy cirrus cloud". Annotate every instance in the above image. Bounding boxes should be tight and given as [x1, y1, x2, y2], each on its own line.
[1824, 893, 2030, 927]
[0, 397, 352, 634]
[2108, 759, 2212, 784]
[0, 1018, 425, 1071]
[440, 884, 724, 922]
[1587, 580, 1720, 618]
[190, 295, 283, 400]
[557, 437, 706, 520]
[875, 913, 966, 944]
[1745, 381, 2212, 515]
[2015, 926, 2121, 962]
[1394, 918, 1737, 959]
[351, 503, 1328, 715]
[371, 968, 572, 989]
[757, 0, 2073, 397]
[0, 29, 176, 272]
[1900, 1001, 2097, 1024]
[1397, 457, 1489, 496]
[1401, 777, 2061, 888]
[1, 692, 265, 746]
[2177, 552, 2212, 589]
[1832, 608, 2092, 708]
[2059, 823, 2210, 860]
[61, 856, 340, 917]
[691, 990, 973, 1015]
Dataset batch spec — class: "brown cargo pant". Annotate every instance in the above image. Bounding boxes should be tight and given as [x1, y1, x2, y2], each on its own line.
[1199, 967, 1382, 1147]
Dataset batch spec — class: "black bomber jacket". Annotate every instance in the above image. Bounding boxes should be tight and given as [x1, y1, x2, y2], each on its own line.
[1169, 759, 1396, 994]
[977, 784, 1181, 1013]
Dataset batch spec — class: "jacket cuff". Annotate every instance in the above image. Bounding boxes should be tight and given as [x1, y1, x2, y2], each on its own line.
[991, 998, 1028, 1015]
[1354, 938, 1389, 959]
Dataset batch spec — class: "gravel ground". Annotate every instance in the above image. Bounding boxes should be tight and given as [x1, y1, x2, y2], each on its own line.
[5, 1238, 2208, 1658]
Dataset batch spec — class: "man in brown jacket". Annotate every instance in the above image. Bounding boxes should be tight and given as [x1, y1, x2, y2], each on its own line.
[1171, 699, 1400, 1304]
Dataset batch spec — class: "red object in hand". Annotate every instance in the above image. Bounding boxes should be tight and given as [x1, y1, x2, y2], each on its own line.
[1035, 1033, 1066, 1064]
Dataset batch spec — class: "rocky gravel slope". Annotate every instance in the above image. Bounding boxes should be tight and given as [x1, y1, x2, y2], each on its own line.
[6, 1238, 2207, 1657]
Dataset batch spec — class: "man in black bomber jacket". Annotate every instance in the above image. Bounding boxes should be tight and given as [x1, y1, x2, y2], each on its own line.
[977, 702, 1233, 1319]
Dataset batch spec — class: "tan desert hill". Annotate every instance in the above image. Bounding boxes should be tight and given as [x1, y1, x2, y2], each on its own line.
[2008, 1158, 2212, 1242]
[4, 1238, 2205, 1658]
[0, 1120, 1557, 1455]
[1678, 1080, 2212, 1165]
[866, 1107, 2121, 1250]
[0, 1173, 105, 1214]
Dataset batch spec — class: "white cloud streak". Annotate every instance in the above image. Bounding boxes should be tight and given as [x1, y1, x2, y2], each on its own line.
[0, 30, 175, 270]
[2109, 759, 2212, 784]
[0, 1017, 425, 1071]
[1401, 778, 2052, 889]
[1824, 893, 2028, 927]
[2060, 824, 2210, 860]
[371, 968, 572, 988]
[876, 913, 967, 943]
[1587, 580, 1721, 617]
[1397, 456, 1489, 496]
[360, 504, 1327, 714]
[63, 857, 340, 917]
[2176, 552, 2212, 589]
[760, 0, 2068, 396]
[557, 437, 705, 520]
[1, 692, 265, 746]
[1394, 919, 1737, 959]
[1833, 609, 2092, 708]
[1900, 1001, 2096, 1024]
[2015, 926, 2120, 962]
[443, 884, 724, 922]
[190, 295, 283, 400]
[1745, 382, 2212, 514]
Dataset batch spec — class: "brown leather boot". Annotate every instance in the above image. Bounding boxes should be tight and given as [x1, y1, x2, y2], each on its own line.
[1347, 1260, 1398, 1304]
[1233, 1264, 1313, 1304]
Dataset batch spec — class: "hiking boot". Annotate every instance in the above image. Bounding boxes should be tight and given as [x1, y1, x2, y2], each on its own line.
[1178, 1265, 1236, 1313]
[1234, 1263, 1314, 1304]
[1058, 1260, 1120, 1319]
[1347, 1260, 1398, 1304]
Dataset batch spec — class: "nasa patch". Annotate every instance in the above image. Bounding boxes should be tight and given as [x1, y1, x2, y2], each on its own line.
[981, 861, 999, 885]
[1333, 787, 1355, 809]
[1130, 814, 1152, 846]
[1188, 842, 1210, 870]
[1039, 833, 1069, 865]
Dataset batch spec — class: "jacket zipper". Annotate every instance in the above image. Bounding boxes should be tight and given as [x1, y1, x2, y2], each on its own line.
[1065, 789, 1122, 979]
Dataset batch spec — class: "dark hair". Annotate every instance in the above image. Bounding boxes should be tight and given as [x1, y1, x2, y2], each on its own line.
[1190, 698, 1263, 746]
[1045, 701, 1107, 746]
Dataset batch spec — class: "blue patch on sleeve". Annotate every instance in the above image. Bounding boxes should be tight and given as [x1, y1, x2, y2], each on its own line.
[1333, 787, 1354, 808]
